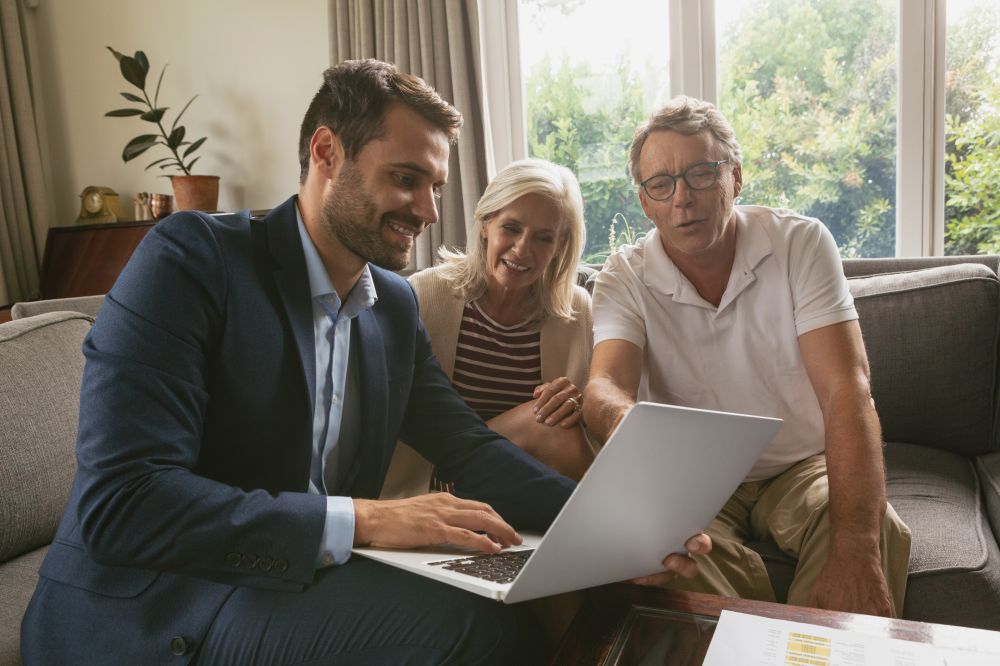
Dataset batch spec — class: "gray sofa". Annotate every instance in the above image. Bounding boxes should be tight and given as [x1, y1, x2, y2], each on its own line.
[1, 311, 93, 665]
[753, 255, 1000, 630]
[2, 258, 999, 662]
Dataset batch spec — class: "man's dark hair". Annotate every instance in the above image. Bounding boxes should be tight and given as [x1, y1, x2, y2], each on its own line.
[298, 59, 463, 183]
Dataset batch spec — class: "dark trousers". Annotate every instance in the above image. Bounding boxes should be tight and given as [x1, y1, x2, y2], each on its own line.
[193, 559, 545, 665]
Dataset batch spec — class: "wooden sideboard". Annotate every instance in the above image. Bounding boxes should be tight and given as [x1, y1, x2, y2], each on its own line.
[40, 220, 157, 299]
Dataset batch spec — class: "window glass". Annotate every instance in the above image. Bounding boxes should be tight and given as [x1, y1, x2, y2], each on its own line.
[716, 0, 899, 258]
[518, 0, 668, 263]
[944, 0, 1000, 256]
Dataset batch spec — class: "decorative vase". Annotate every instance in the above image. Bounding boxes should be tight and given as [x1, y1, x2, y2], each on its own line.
[170, 175, 220, 212]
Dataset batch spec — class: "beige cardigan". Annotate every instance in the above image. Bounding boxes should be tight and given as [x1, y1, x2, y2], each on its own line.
[379, 264, 593, 498]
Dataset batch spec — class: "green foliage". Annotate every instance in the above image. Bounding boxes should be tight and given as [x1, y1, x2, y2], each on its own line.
[719, 0, 897, 258]
[945, 103, 1000, 254]
[943, 5, 1000, 255]
[105, 47, 207, 176]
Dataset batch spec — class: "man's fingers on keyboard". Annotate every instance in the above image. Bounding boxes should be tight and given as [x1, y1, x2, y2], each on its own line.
[448, 509, 520, 547]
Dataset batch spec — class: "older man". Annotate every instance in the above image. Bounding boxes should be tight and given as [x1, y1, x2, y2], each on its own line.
[583, 96, 910, 617]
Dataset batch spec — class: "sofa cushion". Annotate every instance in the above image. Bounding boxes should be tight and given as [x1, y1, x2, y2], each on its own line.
[849, 264, 1000, 457]
[885, 441, 1000, 629]
[0, 546, 47, 665]
[0, 312, 92, 562]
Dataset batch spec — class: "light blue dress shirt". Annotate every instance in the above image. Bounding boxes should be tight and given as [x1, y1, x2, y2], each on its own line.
[295, 206, 377, 567]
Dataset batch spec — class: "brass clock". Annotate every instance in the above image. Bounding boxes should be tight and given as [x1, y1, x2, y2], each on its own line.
[76, 186, 123, 224]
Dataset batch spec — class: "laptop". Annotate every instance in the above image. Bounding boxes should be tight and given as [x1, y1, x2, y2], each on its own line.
[353, 401, 782, 604]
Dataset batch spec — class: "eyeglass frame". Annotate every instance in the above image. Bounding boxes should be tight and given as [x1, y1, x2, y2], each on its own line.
[638, 159, 731, 201]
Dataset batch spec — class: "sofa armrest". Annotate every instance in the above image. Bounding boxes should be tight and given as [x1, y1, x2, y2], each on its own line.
[978, 453, 1000, 542]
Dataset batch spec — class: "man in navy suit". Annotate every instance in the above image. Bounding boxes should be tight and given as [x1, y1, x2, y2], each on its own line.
[21, 59, 706, 664]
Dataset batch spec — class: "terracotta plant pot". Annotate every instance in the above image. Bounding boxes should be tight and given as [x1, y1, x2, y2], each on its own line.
[170, 175, 220, 212]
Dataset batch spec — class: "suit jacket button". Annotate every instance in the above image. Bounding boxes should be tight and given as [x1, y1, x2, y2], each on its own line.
[226, 552, 241, 567]
[170, 636, 190, 656]
[274, 558, 288, 573]
[259, 556, 273, 572]
[242, 554, 257, 569]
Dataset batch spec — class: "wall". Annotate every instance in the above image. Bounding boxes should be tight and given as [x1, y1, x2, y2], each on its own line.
[31, 0, 329, 226]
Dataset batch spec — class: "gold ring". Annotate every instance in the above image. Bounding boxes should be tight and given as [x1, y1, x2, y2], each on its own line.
[567, 396, 581, 412]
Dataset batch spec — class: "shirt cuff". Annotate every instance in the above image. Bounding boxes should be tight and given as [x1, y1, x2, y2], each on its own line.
[316, 495, 355, 568]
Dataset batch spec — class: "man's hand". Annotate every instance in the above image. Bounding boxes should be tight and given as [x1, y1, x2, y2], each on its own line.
[631, 533, 712, 587]
[807, 548, 893, 616]
[353, 494, 522, 554]
[532, 377, 584, 428]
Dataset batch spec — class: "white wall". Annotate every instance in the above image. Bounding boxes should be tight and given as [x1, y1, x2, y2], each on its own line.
[31, 0, 329, 225]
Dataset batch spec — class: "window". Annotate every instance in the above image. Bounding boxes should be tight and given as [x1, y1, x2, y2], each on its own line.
[487, 0, 998, 259]
[944, 0, 1000, 255]
[516, 0, 669, 262]
[716, 0, 898, 258]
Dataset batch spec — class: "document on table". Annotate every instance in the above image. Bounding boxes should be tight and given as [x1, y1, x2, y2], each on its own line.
[703, 611, 942, 666]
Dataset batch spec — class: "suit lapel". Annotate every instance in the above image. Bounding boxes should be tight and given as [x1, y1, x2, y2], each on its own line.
[261, 197, 316, 407]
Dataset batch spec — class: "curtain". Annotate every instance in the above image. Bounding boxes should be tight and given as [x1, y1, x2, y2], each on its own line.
[330, 0, 490, 270]
[0, 0, 50, 304]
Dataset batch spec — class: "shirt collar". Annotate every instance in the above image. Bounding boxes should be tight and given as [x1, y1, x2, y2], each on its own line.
[295, 204, 378, 319]
[641, 206, 774, 302]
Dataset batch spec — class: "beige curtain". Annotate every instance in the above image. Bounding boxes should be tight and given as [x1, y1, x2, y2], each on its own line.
[0, 0, 50, 304]
[330, 0, 490, 270]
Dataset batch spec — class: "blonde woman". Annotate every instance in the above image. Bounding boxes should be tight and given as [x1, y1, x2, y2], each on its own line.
[382, 158, 594, 497]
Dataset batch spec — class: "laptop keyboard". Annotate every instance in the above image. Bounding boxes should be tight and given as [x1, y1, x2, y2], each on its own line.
[427, 549, 534, 584]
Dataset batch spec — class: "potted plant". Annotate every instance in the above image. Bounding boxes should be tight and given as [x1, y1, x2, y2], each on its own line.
[105, 46, 219, 212]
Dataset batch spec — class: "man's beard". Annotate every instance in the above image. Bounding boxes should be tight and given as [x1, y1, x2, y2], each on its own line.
[321, 162, 416, 271]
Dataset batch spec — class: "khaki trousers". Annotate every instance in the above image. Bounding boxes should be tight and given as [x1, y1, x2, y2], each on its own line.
[668, 454, 912, 617]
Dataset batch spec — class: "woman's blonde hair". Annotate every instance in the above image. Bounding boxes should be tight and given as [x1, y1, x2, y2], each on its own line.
[437, 158, 586, 323]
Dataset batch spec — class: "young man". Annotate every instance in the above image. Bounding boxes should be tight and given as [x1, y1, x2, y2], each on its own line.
[21, 60, 705, 664]
[583, 96, 911, 618]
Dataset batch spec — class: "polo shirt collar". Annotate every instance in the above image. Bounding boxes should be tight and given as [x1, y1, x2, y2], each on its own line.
[641, 206, 773, 309]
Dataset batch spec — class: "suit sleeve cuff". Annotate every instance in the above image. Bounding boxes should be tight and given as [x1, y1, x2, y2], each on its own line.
[316, 496, 355, 567]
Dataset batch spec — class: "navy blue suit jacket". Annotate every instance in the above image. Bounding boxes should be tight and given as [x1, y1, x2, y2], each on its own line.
[21, 196, 574, 663]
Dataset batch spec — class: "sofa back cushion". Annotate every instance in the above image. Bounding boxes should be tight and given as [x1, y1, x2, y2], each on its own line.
[0, 312, 92, 562]
[849, 263, 1000, 457]
[11, 294, 105, 320]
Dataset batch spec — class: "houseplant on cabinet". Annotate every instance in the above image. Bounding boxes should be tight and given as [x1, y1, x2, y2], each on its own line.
[105, 46, 219, 212]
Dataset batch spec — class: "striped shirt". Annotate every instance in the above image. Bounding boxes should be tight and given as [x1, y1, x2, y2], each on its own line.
[452, 300, 541, 421]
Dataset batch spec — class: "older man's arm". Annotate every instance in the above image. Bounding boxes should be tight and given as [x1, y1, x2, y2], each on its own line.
[582, 339, 644, 445]
[799, 319, 893, 617]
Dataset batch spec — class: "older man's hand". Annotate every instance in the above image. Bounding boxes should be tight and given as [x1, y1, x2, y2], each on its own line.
[630, 533, 712, 587]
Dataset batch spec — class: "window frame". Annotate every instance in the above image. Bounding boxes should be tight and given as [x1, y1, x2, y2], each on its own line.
[483, 0, 950, 257]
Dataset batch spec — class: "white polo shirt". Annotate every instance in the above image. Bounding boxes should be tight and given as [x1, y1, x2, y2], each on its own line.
[592, 205, 857, 481]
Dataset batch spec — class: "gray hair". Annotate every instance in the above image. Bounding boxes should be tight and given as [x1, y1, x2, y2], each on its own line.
[629, 96, 743, 184]
[437, 158, 586, 323]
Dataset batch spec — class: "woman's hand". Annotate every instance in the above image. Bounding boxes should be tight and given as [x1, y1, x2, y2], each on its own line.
[532, 377, 584, 428]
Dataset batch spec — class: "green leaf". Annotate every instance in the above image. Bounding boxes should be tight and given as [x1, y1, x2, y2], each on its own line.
[120, 92, 144, 103]
[106, 108, 144, 117]
[120, 56, 146, 90]
[140, 108, 168, 123]
[154, 65, 167, 107]
[106, 46, 126, 62]
[185, 156, 200, 172]
[183, 137, 207, 158]
[159, 161, 182, 170]
[168, 126, 186, 150]
[171, 95, 198, 131]
[134, 51, 149, 76]
[144, 157, 171, 171]
[122, 134, 159, 162]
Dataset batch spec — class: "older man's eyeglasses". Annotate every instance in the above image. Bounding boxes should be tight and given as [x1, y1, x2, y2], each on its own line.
[639, 160, 730, 201]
